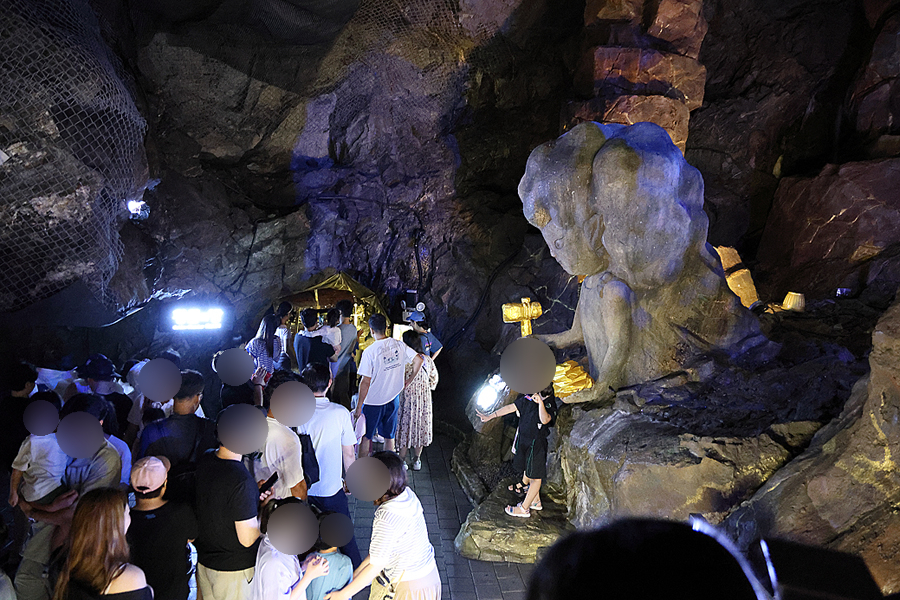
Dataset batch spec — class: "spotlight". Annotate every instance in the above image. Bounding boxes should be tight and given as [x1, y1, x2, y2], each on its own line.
[476, 374, 507, 413]
[171, 307, 225, 331]
[128, 199, 150, 220]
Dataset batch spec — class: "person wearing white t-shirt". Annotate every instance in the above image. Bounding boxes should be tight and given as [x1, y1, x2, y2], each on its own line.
[355, 314, 416, 457]
[249, 372, 308, 501]
[297, 363, 362, 570]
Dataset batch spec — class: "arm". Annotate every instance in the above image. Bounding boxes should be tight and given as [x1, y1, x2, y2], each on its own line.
[291, 556, 329, 600]
[9, 469, 23, 507]
[534, 289, 586, 348]
[234, 517, 261, 548]
[535, 395, 552, 425]
[478, 402, 518, 423]
[290, 478, 308, 501]
[342, 445, 356, 474]
[403, 355, 424, 389]
[325, 558, 379, 600]
[431, 347, 441, 360]
[355, 376, 371, 418]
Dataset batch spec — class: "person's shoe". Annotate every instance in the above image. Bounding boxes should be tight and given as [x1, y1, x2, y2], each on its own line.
[402, 462, 409, 471]
[373, 434, 385, 444]
[412, 458, 422, 471]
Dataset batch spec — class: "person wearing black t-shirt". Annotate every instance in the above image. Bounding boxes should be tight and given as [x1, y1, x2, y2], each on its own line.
[134, 371, 217, 503]
[194, 436, 272, 600]
[127, 456, 198, 600]
[478, 384, 558, 519]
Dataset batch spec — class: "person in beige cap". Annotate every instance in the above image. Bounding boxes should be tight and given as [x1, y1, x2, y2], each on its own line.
[127, 456, 198, 600]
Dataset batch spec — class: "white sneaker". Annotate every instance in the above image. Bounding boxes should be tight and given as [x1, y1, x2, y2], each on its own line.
[402, 462, 409, 471]
[412, 458, 422, 471]
[373, 434, 385, 444]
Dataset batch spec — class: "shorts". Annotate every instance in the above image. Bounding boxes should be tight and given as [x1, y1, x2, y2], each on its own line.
[513, 436, 549, 480]
[363, 396, 399, 440]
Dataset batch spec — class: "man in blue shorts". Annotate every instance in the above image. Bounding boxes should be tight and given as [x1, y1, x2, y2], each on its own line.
[354, 314, 415, 457]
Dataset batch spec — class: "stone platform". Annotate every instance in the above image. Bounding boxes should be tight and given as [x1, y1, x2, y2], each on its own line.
[455, 479, 574, 563]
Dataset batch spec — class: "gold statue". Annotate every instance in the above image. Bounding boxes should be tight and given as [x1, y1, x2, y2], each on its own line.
[502, 297, 543, 337]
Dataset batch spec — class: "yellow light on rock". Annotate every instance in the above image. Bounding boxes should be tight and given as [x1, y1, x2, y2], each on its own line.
[782, 292, 805, 312]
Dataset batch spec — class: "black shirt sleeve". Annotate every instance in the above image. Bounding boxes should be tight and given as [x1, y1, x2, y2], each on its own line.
[228, 472, 259, 523]
[513, 395, 525, 415]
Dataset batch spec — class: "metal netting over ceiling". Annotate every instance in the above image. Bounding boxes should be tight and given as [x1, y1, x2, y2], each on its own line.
[0, 0, 148, 312]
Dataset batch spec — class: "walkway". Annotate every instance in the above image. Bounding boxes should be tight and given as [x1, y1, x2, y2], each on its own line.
[347, 435, 533, 600]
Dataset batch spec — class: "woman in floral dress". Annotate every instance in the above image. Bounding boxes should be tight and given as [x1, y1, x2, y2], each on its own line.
[397, 331, 439, 471]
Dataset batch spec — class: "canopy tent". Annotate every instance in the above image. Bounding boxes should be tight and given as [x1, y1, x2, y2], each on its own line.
[276, 272, 390, 357]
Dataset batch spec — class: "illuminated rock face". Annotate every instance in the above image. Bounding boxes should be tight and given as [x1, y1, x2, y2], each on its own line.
[725, 295, 900, 595]
[756, 158, 900, 300]
[520, 121, 765, 400]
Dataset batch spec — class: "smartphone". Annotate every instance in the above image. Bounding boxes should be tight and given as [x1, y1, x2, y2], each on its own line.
[259, 472, 279, 494]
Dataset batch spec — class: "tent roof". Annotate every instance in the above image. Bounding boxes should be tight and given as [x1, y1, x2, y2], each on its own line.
[283, 272, 390, 324]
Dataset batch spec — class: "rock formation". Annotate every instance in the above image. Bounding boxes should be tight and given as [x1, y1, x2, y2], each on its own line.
[725, 290, 900, 595]
[756, 158, 900, 300]
[568, 0, 709, 152]
[520, 121, 764, 400]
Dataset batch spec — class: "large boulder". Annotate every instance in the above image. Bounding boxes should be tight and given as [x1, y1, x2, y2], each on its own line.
[756, 158, 900, 299]
[454, 479, 574, 563]
[725, 292, 900, 595]
[557, 408, 794, 528]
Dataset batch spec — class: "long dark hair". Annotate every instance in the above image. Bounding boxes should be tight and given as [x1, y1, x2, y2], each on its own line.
[260, 314, 279, 358]
[53, 489, 130, 600]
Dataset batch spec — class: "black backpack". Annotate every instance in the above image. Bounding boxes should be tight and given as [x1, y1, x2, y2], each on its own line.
[293, 429, 320, 488]
[163, 421, 206, 504]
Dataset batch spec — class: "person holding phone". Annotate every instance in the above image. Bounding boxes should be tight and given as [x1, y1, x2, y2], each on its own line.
[478, 384, 558, 519]
[193, 416, 275, 600]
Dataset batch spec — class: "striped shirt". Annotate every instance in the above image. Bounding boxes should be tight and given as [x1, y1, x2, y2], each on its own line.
[369, 488, 436, 582]
[246, 337, 283, 374]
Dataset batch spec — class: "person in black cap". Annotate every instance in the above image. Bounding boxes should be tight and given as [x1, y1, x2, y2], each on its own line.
[63, 354, 124, 401]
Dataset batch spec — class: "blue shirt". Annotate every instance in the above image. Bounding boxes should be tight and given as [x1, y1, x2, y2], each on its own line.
[305, 551, 352, 600]
[422, 331, 442, 357]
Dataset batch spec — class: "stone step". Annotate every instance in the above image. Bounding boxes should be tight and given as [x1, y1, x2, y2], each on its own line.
[454, 479, 574, 563]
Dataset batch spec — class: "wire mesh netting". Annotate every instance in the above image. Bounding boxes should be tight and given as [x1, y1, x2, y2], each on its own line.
[0, 0, 148, 312]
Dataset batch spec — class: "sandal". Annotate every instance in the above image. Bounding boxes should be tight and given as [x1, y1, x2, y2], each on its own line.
[530, 500, 543, 511]
[508, 482, 529, 496]
[505, 503, 531, 518]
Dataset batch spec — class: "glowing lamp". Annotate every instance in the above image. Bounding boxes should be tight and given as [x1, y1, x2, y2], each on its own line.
[171, 307, 224, 331]
[476, 374, 507, 413]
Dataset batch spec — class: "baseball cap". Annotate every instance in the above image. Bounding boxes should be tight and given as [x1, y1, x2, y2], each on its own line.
[76, 353, 120, 381]
[131, 456, 171, 493]
[407, 311, 425, 322]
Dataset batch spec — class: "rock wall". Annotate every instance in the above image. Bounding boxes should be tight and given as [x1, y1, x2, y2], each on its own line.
[565, 0, 709, 152]
[725, 290, 900, 595]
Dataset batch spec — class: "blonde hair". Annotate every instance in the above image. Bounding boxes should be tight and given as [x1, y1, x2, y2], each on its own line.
[53, 488, 130, 600]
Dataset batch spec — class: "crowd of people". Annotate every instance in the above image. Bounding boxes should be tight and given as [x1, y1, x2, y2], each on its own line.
[0, 302, 445, 600]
